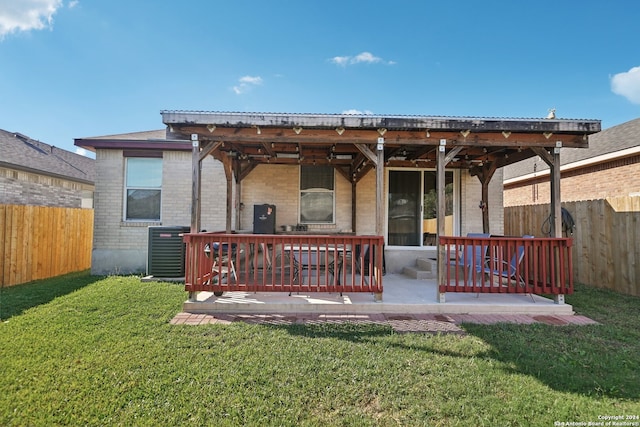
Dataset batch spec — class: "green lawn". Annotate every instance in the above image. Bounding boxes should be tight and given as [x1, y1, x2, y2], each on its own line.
[1, 272, 639, 426]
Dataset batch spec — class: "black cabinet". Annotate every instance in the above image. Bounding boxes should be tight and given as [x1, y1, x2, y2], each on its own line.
[253, 204, 276, 234]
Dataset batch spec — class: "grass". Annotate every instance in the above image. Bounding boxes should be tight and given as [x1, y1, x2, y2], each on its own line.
[1, 273, 639, 426]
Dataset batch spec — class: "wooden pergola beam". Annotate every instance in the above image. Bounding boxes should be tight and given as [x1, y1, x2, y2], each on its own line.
[176, 125, 590, 149]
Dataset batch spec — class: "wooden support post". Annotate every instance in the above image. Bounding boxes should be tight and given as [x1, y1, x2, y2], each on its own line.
[234, 159, 242, 231]
[551, 143, 564, 304]
[470, 162, 498, 235]
[221, 156, 233, 233]
[374, 137, 384, 302]
[532, 144, 565, 304]
[435, 144, 464, 303]
[437, 139, 447, 303]
[190, 133, 200, 233]
[351, 180, 357, 234]
[190, 133, 201, 303]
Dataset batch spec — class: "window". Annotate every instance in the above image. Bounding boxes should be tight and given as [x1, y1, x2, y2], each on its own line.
[300, 165, 334, 223]
[125, 157, 162, 221]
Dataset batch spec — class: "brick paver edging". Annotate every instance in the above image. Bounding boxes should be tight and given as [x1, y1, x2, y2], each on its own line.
[170, 312, 599, 334]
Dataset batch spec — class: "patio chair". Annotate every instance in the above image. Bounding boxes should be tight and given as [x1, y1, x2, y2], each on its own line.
[354, 243, 386, 281]
[448, 233, 490, 285]
[290, 248, 337, 286]
[204, 242, 239, 291]
[480, 235, 534, 300]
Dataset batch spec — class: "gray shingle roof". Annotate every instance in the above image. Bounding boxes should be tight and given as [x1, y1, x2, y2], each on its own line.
[0, 129, 95, 184]
[504, 117, 640, 180]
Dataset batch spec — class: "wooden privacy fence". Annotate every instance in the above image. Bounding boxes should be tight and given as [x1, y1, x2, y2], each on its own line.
[505, 196, 640, 296]
[0, 205, 94, 287]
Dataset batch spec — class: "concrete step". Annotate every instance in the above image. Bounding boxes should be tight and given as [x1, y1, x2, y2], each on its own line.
[416, 258, 436, 272]
[402, 265, 435, 280]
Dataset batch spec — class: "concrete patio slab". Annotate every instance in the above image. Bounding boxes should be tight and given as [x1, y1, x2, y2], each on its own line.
[182, 273, 576, 316]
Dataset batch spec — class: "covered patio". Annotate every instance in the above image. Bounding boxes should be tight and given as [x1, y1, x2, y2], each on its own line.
[161, 111, 600, 309]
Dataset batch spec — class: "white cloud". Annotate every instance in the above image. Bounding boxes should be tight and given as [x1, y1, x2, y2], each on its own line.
[330, 56, 350, 66]
[0, 0, 63, 38]
[330, 51, 394, 66]
[611, 66, 640, 104]
[68, 0, 79, 8]
[353, 52, 381, 64]
[75, 147, 87, 156]
[342, 109, 374, 115]
[232, 75, 263, 94]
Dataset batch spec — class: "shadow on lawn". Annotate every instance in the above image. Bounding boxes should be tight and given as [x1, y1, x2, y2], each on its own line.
[0, 271, 102, 321]
[461, 321, 640, 400]
[265, 308, 640, 400]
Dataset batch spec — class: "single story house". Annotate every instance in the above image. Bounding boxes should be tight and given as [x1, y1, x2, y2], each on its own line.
[504, 117, 640, 205]
[75, 112, 600, 285]
[0, 129, 94, 208]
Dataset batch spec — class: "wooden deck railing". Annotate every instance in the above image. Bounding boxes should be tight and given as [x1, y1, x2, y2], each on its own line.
[183, 232, 384, 295]
[439, 236, 573, 295]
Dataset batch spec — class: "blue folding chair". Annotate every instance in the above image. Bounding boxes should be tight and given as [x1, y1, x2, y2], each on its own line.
[448, 233, 490, 285]
[480, 235, 533, 287]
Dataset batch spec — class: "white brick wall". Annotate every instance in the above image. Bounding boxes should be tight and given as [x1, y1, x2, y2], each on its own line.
[239, 164, 356, 232]
[356, 171, 376, 234]
[92, 150, 229, 274]
[91, 150, 507, 274]
[460, 169, 504, 235]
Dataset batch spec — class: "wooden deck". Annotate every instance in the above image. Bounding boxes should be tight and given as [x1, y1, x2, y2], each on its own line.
[183, 233, 384, 296]
[182, 233, 573, 305]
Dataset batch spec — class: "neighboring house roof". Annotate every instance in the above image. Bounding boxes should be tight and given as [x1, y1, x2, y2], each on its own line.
[504, 117, 640, 183]
[0, 129, 95, 184]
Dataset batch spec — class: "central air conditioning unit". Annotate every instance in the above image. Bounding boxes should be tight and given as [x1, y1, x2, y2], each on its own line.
[147, 226, 191, 278]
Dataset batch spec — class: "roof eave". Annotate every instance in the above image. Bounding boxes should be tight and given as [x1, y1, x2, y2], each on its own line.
[74, 138, 192, 151]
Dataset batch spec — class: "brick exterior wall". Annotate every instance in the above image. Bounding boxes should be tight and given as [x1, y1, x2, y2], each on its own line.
[240, 166, 504, 236]
[91, 150, 226, 275]
[460, 169, 504, 235]
[239, 164, 361, 233]
[0, 166, 94, 208]
[91, 150, 507, 274]
[504, 156, 640, 206]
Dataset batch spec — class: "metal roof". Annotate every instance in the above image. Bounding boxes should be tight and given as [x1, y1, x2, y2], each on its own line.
[161, 110, 600, 133]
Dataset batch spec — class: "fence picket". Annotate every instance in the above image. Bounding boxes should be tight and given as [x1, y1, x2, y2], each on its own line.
[505, 196, 639, 296]
[0, 205, 93, 287]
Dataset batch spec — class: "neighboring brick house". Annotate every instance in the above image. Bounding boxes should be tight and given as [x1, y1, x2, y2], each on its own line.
[503, 117, 640, 206]
[0, 129, 94, 208]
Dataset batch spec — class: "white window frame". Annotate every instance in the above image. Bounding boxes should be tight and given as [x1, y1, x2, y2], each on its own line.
[299, 165, 335, 224]
[123, 157, 162, 222]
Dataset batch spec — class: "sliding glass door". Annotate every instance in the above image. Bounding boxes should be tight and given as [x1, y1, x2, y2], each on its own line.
[388, 170, 455, 247]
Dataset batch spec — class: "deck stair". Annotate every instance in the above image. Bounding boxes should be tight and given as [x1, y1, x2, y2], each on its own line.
[402, 257, 436, 280]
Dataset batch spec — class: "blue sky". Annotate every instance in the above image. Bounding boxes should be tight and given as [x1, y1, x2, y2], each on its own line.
[1, 0, 639, 158]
